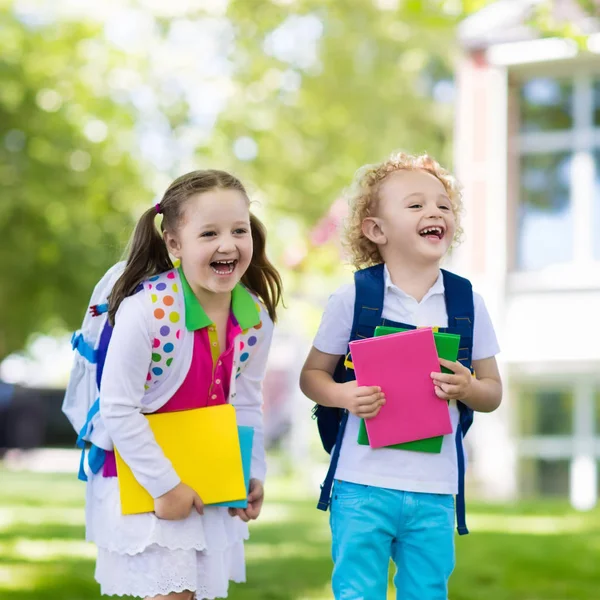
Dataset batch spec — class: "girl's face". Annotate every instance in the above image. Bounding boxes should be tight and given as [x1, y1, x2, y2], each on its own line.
[165, 188, 253, 296]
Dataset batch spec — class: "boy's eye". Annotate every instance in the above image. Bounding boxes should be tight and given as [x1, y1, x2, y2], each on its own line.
[200, 231, 216, 238]
[439, 205, 451, 211]
[409, 204, 422, 209]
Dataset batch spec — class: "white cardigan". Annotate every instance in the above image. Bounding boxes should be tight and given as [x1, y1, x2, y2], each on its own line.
[96, 290, 273, 499]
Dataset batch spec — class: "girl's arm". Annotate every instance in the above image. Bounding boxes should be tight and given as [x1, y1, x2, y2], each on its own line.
[232, 308, 274, 483]
[100, 292, 180, 499]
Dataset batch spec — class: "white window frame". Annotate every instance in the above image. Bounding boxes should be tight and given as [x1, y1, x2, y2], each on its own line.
[513, 369, 600, 509]
[505, 58, 600, 291]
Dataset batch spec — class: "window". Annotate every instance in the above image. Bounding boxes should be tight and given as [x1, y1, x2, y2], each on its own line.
[518, 152, 572, 270]
[520, 458, 570, 498]
[594, 80, 600, 126]
[520, 387, 573, 436]
[595, 387, 600, 435]
[515, 73, 600, 272]
[520, 78, 573, 133]
[517, 379, 600, 500]
[593, 150, 600, 260]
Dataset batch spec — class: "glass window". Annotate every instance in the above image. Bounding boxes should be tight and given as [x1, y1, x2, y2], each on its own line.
[520, 78, 573, 133]
[595, 387, 600, 435]
[593, 79, 600, 127]
[520, 387, 573, 436]
[538, 459, 570, 496]
[593, 151, 600, 260]
[517, 152, 573, 271]
[520, 458, 570, 497]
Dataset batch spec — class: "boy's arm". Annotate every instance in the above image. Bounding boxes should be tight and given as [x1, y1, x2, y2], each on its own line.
[467, 357, 502, 412]
[300, 347, 385, 419]
[432, 356, 502, 413]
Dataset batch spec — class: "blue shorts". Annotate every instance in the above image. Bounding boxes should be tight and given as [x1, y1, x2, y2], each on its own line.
[330, 480, 455, 600]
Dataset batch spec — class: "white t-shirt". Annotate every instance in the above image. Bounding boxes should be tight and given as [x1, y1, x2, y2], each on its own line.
[313, 266, 500, 495]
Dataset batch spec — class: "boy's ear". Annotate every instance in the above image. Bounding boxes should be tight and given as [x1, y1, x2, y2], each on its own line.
[362, 217, 387, 245]
[164, 230, 182, 259]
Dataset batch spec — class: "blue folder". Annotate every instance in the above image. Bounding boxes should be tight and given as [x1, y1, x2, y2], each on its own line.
[211, 426, 254, 508]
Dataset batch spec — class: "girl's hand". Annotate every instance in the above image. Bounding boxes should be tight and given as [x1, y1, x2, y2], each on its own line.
[154, 482, 204, 520]
[228, 479, 264, 522]
[430, 358, 473, 401]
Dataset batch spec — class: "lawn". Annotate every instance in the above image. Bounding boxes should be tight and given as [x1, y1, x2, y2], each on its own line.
[0, 467, 599, 599]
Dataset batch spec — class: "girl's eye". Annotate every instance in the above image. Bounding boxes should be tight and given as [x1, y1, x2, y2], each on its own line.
[439, 205, 451, 211]
[409, 204, 422, 209]
[200, 231, 216, 238]
[234, 228, 248, 235]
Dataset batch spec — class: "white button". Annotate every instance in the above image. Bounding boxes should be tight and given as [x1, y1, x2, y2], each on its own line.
[211, 394, 217, 400]
[208, 326, 215, 332]
[215, 379, 221, 384]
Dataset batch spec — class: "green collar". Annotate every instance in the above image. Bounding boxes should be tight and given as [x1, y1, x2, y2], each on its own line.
[178, 267, 261, 331]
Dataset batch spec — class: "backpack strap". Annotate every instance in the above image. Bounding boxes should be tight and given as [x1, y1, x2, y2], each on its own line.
[441, 269, 474, 536]
[317, 264, 385, 511]
[76, 282, 148, 481]
[353, 263, 386, 341]
[71, 332, 98, 364]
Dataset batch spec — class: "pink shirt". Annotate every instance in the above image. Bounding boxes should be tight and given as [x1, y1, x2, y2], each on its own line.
[103, 313, 242, 477]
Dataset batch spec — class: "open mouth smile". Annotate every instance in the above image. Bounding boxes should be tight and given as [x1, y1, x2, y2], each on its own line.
[419, 226, 445, 240]
[210, 259, 238, 275]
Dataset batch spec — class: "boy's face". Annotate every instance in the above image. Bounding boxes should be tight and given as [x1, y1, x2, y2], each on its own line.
[364, 169, 456, 265]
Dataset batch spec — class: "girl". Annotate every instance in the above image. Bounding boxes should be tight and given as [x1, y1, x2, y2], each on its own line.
[85, 170, 282, 599]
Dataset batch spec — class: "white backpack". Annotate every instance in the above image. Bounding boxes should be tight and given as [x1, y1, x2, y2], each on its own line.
[62, 261, 125, 436]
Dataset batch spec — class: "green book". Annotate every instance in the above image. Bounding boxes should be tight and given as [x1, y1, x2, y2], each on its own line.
[357, 326, 460, 453]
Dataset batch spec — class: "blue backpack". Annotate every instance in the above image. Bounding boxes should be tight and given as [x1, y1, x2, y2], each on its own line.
[313, 263, 475, 535]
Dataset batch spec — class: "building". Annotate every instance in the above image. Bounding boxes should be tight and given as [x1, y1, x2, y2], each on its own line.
[453, 0, 600, 507]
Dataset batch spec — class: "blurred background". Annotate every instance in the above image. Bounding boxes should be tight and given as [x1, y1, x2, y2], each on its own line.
[1, 0, 599, 598]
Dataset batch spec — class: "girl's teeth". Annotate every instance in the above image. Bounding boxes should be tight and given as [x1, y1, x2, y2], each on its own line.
[211, 260, 236, 275]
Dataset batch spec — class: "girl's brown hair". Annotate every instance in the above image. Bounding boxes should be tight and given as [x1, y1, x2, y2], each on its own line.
[108, 170, 283, 324]
[342, 151, 464, 270]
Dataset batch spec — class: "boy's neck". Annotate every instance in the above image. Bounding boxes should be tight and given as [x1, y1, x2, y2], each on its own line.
[383, 257, 441, 303]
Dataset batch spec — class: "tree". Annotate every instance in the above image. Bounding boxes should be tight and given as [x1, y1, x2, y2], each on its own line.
[206, 0, 597, 293]
[0, 6, 150, 359]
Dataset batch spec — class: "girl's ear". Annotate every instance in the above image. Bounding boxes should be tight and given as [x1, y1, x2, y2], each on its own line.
[362, 217, 387, 245]
[164, 230, 182, 259]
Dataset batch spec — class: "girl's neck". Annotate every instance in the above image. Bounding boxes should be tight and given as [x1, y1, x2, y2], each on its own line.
[188, 280, 231, 316]
[383, 257, 441, 303]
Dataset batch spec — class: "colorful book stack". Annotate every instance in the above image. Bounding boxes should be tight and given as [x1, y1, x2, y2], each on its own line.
[114, 404, 253, 515]
[349, 327, 460, 453]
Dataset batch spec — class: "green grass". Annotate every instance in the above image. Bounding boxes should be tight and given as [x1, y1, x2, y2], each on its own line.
[1, 467, 600, 599]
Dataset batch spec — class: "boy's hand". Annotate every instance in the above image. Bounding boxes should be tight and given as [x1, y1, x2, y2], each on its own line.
[155, 482, 204, 520]
[339, 380, 385, 419]
[431, 358, 472, 401]
[228, 479, 264, 522]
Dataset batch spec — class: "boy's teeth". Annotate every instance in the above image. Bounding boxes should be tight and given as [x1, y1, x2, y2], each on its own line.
[421, 227, 442, 235]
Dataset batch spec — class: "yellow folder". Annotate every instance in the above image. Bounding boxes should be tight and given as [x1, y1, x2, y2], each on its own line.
[114, 404, 246, 515]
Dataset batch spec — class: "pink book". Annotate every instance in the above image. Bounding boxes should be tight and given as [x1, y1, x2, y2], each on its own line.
[349, 328, 452, 449]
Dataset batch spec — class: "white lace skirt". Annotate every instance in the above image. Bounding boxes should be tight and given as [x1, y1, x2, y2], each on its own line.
[86, 474, 249, 598]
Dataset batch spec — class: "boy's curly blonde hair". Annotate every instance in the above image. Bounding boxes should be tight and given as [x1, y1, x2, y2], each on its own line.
[342, 151, 464, 270]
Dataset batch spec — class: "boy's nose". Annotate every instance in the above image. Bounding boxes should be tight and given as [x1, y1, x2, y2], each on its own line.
[426, 206, 443, 218]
